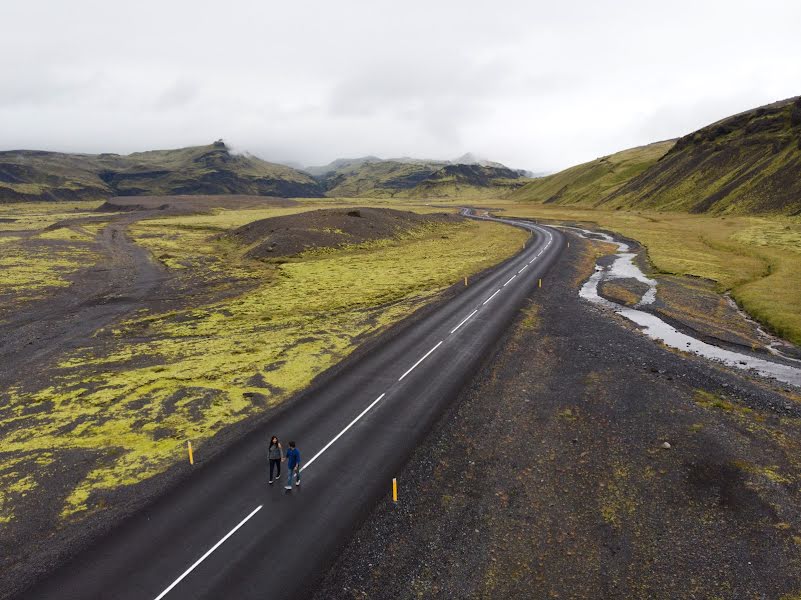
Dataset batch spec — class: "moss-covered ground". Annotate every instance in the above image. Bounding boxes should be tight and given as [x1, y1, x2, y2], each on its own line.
[0, 202, 525, 524]
[0, 202, 106, 315]
[490, 202, 801, 345]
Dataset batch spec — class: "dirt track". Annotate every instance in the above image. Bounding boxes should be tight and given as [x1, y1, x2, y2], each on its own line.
[0, 195, 296, 390]
[0, 213, 166, 391]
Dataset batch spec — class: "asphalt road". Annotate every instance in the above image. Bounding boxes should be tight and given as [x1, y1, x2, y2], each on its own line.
[20, 213, 564, 600]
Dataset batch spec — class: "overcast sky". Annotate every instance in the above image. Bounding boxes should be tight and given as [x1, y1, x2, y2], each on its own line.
[2, 0, 800, 172]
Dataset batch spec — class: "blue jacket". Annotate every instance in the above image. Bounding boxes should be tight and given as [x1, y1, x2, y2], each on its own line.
[286, 448, 301, 469]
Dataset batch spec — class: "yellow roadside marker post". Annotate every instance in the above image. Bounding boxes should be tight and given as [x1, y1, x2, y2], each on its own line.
[464, 276, 468, 286]
[392, 478, 398, 503]
[538, 278, 542, 288]
[188, 441, 194, 465]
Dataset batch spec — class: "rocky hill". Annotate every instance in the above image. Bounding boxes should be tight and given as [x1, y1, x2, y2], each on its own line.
[308, 156, 530, 198]
[511, 96, 801, 215]
[605, 97, 801, 214]
[0, 141, 324, 202]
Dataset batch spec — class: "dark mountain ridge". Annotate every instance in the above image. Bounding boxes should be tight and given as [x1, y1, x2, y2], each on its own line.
[0, 141, 324, 202]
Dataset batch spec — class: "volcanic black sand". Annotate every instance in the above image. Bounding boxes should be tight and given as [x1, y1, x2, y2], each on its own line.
[227, 206, 462, 259]
[312, 234, 801, 599]
[96, 194, 300, 213]
[0, 201, 466, 599]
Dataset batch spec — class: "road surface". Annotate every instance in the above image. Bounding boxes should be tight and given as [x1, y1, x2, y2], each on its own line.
[20, 213, 564, 600]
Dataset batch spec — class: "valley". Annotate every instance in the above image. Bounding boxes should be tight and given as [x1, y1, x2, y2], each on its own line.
[3, 95, 801, 600]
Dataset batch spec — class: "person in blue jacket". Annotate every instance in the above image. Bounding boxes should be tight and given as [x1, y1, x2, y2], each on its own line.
[285, 441, 301, 490]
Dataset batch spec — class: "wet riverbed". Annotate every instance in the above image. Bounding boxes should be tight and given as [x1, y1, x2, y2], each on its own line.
[570, 227, 801, 388]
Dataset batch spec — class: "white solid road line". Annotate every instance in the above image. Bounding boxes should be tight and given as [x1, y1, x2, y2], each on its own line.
[153, 505, 263, 600]
[482, 289, 501, 306]
[450, 309, 478, 334]
[302, 393, 387, 472]
[503, 275, 517, 287]
[398, 340, 444, 381]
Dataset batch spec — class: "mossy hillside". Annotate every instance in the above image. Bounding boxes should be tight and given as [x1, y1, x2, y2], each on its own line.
[0, 142, 323, 202]
[316, 160, 531, 199]
[401, 164, 528, 199]
[508, 140, 675, 206]
[1, 214, 526, 522]
[607, 97, 801, 214]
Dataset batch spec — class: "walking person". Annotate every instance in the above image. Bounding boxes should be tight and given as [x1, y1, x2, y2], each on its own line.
[285, 441, 301, 490]
[268, 436, 283, 484]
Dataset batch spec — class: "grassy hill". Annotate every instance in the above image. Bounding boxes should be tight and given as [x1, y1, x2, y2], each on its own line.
[511, 96, 801, 215]
[606, 97, 801, 214]
[0, 141, 324, 202]
[405, 164, 528, 198]
[317, 160, 445, 197]
[311, 157, 530, 198]
[508, 140, 675, 205]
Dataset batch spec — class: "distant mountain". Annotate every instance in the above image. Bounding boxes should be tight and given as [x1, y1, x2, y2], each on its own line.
[405, 164, 529, 198]
[451, 152, 506, 169]
[511, 96, 801, 215]
[0, 141, 324, 202]
[307, 154, 531, 198]
[0, 142, 537, 202]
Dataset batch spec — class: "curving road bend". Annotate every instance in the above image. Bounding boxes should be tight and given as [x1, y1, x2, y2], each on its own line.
[20, 212, 565, 600]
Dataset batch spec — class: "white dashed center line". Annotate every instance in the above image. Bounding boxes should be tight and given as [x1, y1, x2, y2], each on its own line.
[398, 340, 444, 381]
[450, 309, 478, 334]
[482, 289, 501, 306]
[153, 505, 263, 600]
[503, 275, 517, 287]
[302, 393, 386, 471]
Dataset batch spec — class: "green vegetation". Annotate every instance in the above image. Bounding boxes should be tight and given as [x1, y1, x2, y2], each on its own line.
[0, 141, 323, 202]
[0, 202, 104, 314]
[609, 97, 801, 214]
[508, 140, 675, 205]
[498, 202, 801, 345]
[0, 204, 526, 522]
[511, 97, 801, 215]
[312, 158, 530, 199]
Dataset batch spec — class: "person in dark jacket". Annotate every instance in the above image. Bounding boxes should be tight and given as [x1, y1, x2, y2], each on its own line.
[268, 436, 283, 484]
[285, 441, 301, 490]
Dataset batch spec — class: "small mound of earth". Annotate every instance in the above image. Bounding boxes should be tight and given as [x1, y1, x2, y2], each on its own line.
[228, 207, 462, 259]
[598, 278, 650, 306]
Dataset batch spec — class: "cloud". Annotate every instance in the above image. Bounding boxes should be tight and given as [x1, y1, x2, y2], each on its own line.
[1, 0, 800, 171]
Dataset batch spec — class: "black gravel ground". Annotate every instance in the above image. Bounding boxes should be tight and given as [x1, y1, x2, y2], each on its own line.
[312, 235, 801, 600]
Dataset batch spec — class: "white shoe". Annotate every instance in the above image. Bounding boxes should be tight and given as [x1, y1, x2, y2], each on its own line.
[285, 485, 292, 490]
[268, 480, 273, 484]
[295, 480, 301, 486]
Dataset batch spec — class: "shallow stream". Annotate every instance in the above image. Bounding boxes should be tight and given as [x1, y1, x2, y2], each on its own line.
[570, 227, 801, 389]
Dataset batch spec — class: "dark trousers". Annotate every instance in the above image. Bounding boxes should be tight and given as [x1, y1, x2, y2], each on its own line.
[269, 459, 281, 480]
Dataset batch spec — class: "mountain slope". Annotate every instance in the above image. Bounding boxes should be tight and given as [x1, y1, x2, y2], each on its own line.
[510, 96, 801, 215]
[605, 97, 801, 214]
[405, 164, 528, 198]
[318, 160, 445, 197]
[508, 140, 675, 205]
[311, 157, 530, 198]
[0, 141, 323, 202]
